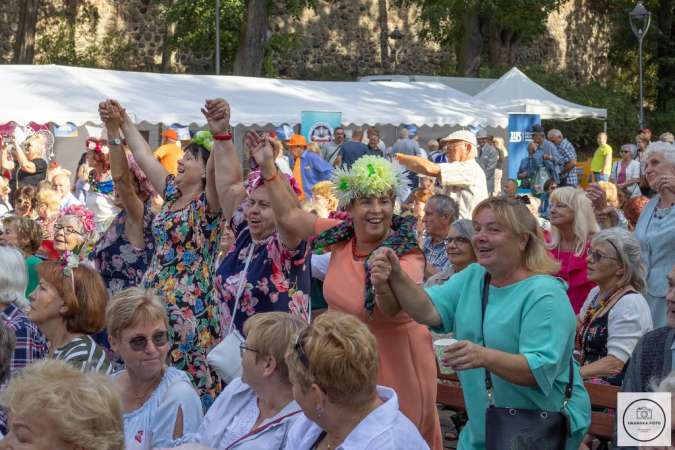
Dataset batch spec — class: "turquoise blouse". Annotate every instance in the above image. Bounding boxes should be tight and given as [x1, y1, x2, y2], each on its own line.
[426, 263, 591, 450]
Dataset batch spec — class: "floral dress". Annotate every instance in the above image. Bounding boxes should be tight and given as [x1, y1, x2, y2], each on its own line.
[88, 206, 156, 371]
[141, 175, 223, 410]
[215, 201, 310, 335]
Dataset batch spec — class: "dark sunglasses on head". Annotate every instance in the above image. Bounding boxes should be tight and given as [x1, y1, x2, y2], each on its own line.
[294, 326, 310, 368]
[124, 331, 169, 352]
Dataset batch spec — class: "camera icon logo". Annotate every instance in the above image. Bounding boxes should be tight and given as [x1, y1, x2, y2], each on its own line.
[637, 407, 653, 420]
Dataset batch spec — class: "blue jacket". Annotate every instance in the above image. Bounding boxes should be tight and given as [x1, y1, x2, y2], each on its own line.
[295, 150, 334, 198]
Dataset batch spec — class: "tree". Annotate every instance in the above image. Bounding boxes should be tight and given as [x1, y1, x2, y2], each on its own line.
[392, 0, 563, 77]
[13, 0, 40, 64]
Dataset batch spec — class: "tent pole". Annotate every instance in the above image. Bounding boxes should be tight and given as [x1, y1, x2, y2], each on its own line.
[604, 119, 607, 134]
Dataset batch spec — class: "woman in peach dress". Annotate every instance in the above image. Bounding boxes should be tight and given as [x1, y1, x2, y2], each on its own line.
[243, 130, 442, 450]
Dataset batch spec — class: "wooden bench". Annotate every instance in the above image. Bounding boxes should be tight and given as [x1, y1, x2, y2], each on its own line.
[436, 365, 620, 448]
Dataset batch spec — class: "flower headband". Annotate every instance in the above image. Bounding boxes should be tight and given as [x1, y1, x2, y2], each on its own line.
[86, 139, 109, 155]
[61, 247, 82, 292]
[59, 204, 96, 235]
[331, 155, 411, 207]
[191, 131, 214, 152]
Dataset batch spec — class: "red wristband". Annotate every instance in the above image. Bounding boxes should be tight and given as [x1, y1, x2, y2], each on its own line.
[213, 133, 233, 141]
[264, 171, 279, 182]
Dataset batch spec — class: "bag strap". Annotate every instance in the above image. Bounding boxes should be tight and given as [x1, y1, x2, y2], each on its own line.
[326, 144, 341, 163]
[227, 244, 256, 336]
[480, 273, 574, 410]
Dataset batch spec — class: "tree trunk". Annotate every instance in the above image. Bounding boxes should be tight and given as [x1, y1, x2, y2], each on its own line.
[161, 0, 176, 73]
[655, 0, 674, 113]
[13, 0, 39, 64]
[455, 0, 484, 77]
[507, 31, 522, 66]
[487, 21, 502, 68]
[232, 0, 269, 77]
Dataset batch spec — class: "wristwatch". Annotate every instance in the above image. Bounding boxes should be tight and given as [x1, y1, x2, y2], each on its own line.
[110, 137, 122, 146]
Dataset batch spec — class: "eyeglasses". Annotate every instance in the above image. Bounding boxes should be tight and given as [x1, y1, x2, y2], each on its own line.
[447, 237, 470, 246]
[548, 185, 558, 191]
[239, 343, 259, 357]
[124, 331, 169, 352]
[621, 150, 631, 154]
[586, 247, 621, 263]
[54, 224, 84, 236]
[442, 143, 464, 151]
[294, 326, 311, 369]
[13, 199, 31, 207]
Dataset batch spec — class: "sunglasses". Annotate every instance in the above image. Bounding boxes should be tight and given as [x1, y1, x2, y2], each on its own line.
[447, 237, 470, 246]
[124, 331, 169, 352]
[294, 326, 310, 368]
[586, 246, 621, 264]
[13, 199, 31, 207]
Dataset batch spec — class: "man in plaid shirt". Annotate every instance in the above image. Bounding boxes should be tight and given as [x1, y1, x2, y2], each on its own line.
[548, 129, 578, 187]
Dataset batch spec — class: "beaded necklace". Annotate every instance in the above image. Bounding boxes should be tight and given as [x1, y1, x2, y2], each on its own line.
[351, 237, 369, 260]
[576, 283, 628, 359]
[652, 199, 675, 220]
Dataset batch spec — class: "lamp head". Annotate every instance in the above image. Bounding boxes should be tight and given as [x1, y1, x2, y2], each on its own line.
[629, 1, 651, 39]
[389, 27, 403, 40]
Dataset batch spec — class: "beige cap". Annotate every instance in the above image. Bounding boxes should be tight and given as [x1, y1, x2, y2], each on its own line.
[439, 130, 477, 147]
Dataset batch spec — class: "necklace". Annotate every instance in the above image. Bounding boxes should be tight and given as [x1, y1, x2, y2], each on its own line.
[576, 283, 628, 360]
[252, 235, 273, 246]
[352, 237, 369, 260]
[653, 199, 675, 220]
[556, 239, 575, 283]
[127, 372, 163, 407]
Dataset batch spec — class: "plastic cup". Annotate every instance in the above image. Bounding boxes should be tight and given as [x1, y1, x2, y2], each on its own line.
[434, 338, 457, 375]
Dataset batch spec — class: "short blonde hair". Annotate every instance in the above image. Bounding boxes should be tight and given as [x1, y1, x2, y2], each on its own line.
[636, 133, 651, 146]
[311, 181, 338, 211]
[24, 135, 45, 158]
[307, 142, 321, 156]
[597, 181, 618, 207]
[473, 196, 561, 276]
[243, 312, 308, 385]
[36, 188, 62, 211]
[2, 215, 43, 254]
[0, 359, 124, 450]
[105, 288, 169, 340]
[286, 311, 378, 409]
[300, 199, 329, 218]
[547, 187, 600, 257]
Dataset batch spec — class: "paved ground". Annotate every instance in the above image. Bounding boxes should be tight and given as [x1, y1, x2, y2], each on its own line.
[438, 406, 459, 450]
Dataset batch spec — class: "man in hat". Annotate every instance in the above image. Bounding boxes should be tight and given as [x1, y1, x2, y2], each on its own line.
[287, 134, 334, 200]
[154, 128, 184, 175]
[518, 124, 561, 186]
[475, 129, 499, 194]
[395, 130, 487, 219]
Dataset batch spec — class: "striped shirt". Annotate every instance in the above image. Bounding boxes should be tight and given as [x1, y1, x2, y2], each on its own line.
[53, 335, 112, 375]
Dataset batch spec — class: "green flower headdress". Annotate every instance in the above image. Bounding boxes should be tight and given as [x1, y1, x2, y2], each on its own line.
[191, 130, 214, 152]
[331, 155, 412, 207]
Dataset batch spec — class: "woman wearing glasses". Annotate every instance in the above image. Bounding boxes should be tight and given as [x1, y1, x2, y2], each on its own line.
[53, 204, 97, 259]
[8, 185, 37, 219]
[28, 261, 111, 374]
[173, 312, 306, 450]
[106, 288, 203, 449]
[546, 187, 600, 314]
[425, 219, 476, 288]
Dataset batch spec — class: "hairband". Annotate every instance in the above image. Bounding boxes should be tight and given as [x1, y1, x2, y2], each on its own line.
[61, 249, 81, 292]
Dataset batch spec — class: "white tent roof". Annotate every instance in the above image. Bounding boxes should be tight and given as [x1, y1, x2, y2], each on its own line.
[475, 67, 607, 120]
[1, 65, 508, 128]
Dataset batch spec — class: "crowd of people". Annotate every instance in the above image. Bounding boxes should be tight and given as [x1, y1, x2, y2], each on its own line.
[0, 99, 673, 450]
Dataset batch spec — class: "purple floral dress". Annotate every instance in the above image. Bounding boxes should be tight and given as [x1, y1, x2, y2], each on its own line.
[215, 201, 310, 335]
[141, 175, 223, 410]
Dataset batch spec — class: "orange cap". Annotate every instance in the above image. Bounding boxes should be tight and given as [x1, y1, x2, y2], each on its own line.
[160, 129, 179, 140]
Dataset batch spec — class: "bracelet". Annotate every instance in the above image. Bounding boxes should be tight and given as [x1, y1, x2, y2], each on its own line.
[264, 171, 279, 182]
[396, 153, 404, 163]
[213, 133, 233, 141]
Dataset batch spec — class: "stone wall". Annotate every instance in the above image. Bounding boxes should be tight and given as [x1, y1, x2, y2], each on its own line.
[0, 0, 612, 80]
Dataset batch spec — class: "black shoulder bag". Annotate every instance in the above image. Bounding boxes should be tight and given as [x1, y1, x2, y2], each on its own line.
[481, 273, 574, 450]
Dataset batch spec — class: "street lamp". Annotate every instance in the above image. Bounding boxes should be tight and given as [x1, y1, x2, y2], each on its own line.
[629, 1, 651, 130]
[388, 27, 404, 73]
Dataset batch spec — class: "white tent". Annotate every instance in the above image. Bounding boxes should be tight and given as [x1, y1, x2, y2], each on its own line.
[474, 67, 607, 121]
[1, 64, 509, 128]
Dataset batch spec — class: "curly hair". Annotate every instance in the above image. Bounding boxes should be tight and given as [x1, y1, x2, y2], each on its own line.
[0, 360, 124, 450]
[1, 215, 43, 254]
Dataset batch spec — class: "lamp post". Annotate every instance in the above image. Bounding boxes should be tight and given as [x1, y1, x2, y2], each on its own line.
[215, 0, 220, 75]
[629, 1, 651, 130]
[388, 27, 404, 73]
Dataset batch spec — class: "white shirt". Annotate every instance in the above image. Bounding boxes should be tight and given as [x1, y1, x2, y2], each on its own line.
[286, 386, 429, 449]
[59, 192, 84, 210]
[578, 288, 653, 363]
[438, 158, 488, 220]
[311, 253, 331, 281]
[276, 157, 293, 176]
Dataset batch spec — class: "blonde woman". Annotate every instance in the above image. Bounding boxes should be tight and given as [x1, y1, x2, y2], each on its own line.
[307, 142, 322, 156]
[0, 134, 47, 198]
[492, 136, 507, 195]
[546, 187, 600, 313]
[310, 181, 338, 212]
[35, 188, 62, 240]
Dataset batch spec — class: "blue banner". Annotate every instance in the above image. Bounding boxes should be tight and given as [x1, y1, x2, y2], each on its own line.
[275, 124, 294, 141]
[54, 123, 78, 137]
[508, 114, 540, 179]
[168, 124, 191, 140]
[301, 111, 342, 144]
[400, 124, 418, 140]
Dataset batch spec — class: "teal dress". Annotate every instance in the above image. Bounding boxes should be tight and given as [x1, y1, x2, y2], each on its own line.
[426, 263, 591, 450]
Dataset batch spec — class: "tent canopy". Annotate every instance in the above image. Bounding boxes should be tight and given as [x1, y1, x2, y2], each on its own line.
[1, 64, 508, 128]
[474, 67, 607, 120]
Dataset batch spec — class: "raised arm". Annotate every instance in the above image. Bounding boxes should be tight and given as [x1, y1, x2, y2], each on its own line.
[104, 101, 146, 248]
[0, 144, 13, 171]
[396, 154, 441, 180]
[11, 138, 36, 174]
[99, 100, 169, 196]
[247, 131, 318, 242]
[205, 98, 245, 222]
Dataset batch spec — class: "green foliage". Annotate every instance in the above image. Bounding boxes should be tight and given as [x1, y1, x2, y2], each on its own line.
[263, 33, 305, 77]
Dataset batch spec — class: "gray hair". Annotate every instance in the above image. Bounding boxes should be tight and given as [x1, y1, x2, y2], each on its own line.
[58, 215, 98, 244]
[548, 129, 563, 139]
[650, 370, 675, 395]
[429, 194, 459, 223]
[644, 141, 675, 169]
[0, 246, 29, 309]
[659, 132, 675, 144]
[621, 143, 638, 159]
[399, 128, 410, 139]
[0, 322, 15, 385]
[450, 219, 474, 241]
[428, 139, 439, 148]
[591, 228, 646, 294]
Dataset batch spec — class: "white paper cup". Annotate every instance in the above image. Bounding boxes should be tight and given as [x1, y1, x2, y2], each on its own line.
[434, 338, 457, 375]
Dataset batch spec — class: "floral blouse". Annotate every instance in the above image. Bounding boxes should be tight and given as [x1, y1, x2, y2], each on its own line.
[215, 201, 310, 335]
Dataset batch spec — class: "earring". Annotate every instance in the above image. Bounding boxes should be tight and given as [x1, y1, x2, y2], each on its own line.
[317, 407, 323, 419]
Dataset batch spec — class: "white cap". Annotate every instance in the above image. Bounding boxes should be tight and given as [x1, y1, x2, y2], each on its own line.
[475, 129, 488, 139]
[439, 130, 477, 147]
